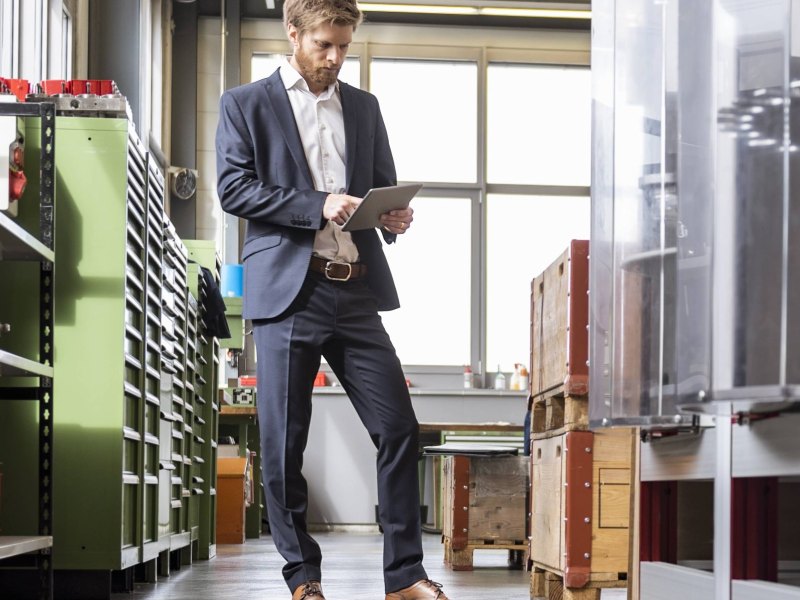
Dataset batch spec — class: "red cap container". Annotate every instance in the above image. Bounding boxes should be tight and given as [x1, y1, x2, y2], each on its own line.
[40, 80, 68, 95]
[4, 79, 30, 102]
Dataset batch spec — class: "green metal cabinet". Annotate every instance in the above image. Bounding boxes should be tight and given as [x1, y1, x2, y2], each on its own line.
[16, 117, 162, 579]
[159, 221, 193, 568]
[0, 114, 223, 598]
[141, 136, 165, 571]
[184, 241, 221, 561]
[3, 117, 218, 592]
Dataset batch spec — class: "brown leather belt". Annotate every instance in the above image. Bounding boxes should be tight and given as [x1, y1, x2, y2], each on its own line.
[309, 255, 367, 282]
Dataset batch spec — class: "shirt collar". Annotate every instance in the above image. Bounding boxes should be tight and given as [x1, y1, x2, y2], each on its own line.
[280, 57, 339, 98]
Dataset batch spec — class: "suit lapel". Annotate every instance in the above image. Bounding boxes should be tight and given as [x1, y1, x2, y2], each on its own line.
[340, 83, 358, 191]
[264, 72, 314, 189]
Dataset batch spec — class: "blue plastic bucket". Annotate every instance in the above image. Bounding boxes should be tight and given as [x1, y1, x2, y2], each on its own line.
[220, 264, 244, 297]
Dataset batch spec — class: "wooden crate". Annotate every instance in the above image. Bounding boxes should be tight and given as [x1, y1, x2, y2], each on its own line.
[530, 428, 634, 598]
[530, 240, 590, 401]
[442, 454, 529, 570]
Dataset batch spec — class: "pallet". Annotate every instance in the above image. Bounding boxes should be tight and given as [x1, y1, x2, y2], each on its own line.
[531, 391, 588, 438]
[530, 566, 627, 600]
[443, 536, 528, 571]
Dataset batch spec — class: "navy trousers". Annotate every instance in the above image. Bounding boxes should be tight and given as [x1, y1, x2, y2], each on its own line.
[253, 272, 428, 593]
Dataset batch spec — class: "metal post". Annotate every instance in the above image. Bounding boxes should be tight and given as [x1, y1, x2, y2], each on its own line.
[714, 406, 733, 600]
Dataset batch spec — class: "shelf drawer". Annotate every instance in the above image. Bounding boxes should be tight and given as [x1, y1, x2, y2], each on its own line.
[143, 482, 158, 543]
[144, 402, 159, 438]
[127, 187, 146, 221]
[144, 442, 159, 480]
[127, 185, 145, 218]
[124, 327, 143, 362]
[124, 387, 142, 431]
[122, 481, 139, 548]
[123, 437, 141, 477]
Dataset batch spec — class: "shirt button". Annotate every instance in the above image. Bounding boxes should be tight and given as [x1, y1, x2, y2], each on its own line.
[320, 125, 326, 131]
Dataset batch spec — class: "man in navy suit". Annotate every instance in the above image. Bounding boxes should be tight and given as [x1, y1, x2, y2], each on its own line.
[216, 0, 449, 598]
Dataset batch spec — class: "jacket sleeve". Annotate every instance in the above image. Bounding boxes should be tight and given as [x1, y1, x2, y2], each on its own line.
[215, 91, 326, 229]
[372, 100, 399, 245]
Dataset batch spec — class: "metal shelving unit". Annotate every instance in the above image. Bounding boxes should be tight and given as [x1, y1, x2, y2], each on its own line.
[0, 101, 56, 600]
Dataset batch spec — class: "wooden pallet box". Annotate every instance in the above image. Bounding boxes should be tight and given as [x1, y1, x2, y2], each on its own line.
[530, 240, 590, 401]
[442, 455, 529, 570]
[530, 428, 634, 593]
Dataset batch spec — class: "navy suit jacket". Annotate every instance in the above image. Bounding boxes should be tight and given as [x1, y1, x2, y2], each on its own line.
[216, 69, 400, 320]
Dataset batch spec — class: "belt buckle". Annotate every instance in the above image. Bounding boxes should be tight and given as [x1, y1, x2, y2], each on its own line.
[324, 260, 352, 282]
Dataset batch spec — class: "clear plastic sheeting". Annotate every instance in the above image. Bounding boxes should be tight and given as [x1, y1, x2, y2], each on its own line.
[590, 0, 800, 428]
[589, 0, 687, 428]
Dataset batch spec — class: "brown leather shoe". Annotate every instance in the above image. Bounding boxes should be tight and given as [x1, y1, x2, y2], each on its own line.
[385, 579, 449, 600]
[292, 581, 325, 600]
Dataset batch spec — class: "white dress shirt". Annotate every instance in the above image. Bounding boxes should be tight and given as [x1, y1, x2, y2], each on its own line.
[279, 59, 359, 263]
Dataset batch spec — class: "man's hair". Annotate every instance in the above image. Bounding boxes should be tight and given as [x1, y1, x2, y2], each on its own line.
[283, 0, 363, 35]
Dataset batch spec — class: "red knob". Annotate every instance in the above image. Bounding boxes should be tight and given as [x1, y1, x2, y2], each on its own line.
[9, 170, 26, 200]
[11, 146, 24, 169]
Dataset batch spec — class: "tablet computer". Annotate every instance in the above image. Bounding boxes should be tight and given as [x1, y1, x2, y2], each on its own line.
[341, 183, 423, 232]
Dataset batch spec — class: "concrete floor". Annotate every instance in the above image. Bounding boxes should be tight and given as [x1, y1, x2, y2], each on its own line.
[112, 532, 627, 600]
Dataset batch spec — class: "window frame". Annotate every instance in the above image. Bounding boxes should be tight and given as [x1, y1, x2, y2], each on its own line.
[60, 3, 72, 79]
[0, 0, 18, 76]
[240, 21, 590, 379]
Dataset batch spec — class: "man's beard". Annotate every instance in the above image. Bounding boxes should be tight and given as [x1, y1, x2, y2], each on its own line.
[295, 49, 340, 88]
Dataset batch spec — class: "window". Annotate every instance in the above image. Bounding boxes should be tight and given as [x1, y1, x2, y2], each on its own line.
[488, 63, 591, 186]
[486, 194, 591, 370]
[370, 58, 477, 183]
[380, 195, 473, 365]
[14, 0, 42, 80]
[61, 5, 72, 79]
[0, 0, 16, 76]
[149, 0, 163, 148]
[242, 23, 592, 378]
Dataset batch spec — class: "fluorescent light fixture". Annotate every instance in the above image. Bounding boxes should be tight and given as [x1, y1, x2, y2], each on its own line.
[360, 2, 479, 14]
[358, 2, 591, 18]
[479, 6, 590, 18]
